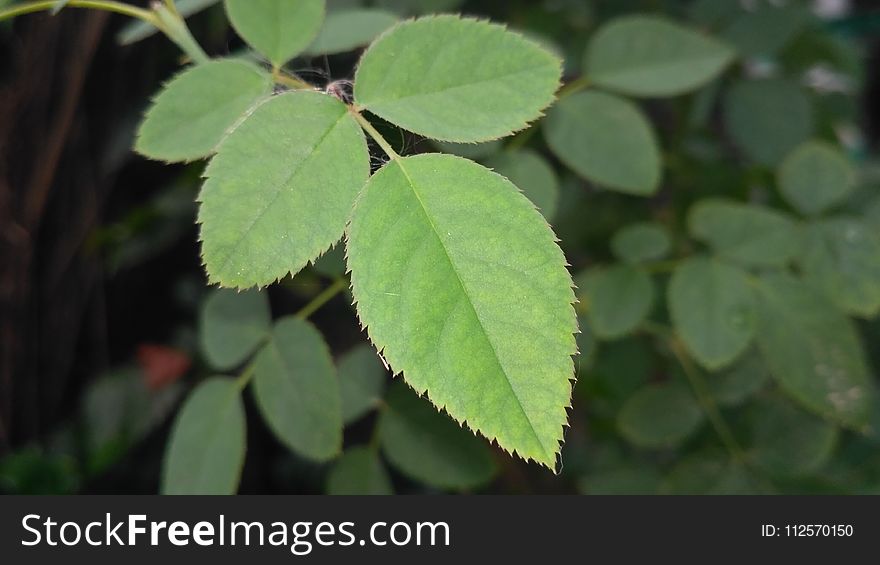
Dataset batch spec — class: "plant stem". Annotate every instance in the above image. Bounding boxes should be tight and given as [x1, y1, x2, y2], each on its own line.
[350, 109, 401, 160]
[235, 357, 258, 390]
[0, 0, 156, 23]
[295, 277, 348, 320]
[272, 68, 312, 90]
[557, 76, 591, 100]
[152, 1, 208, 64]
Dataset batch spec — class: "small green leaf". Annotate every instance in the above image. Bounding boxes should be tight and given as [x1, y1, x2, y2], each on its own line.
[801, 217, 880, 318]
[306, 8, 397, 55]
[747, 394, 838, 477]
[161, 378, 245, 494]
[347, 154, 576, 467]
[544, 91, 661, 195]
[225, 0, 325, 67]
[199, 288, 271, 371]
[579, 265, 654, 340]
[708, 350, 769, 407]
[326, 446, 393, 495]
[252, 317, 342, 461]
[338, 344, 388, 424]
[584, 15, 736, 97]
[199, 91, 369, 288]
[485, 149, 560, 220]
[135, 59, 273, 163]
[778, 141, 855, 217]
[688, 198, 802, 268]
[118, 0, 221, 45]
[720, 3, 810, 58]
[617, 382, 703, 449]
[611, 222, 671, 264]
[379, 384, 496, 490]
[754, 273, 873, 428]
[354, 15, 562, 142]
[724, 79, 814, 166]
[668, 257, 756, 370]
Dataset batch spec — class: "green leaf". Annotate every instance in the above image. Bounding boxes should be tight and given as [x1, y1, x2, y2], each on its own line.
[161, 378, 245, 494]
[354, 15, 562, 142]
[584, 15, 736, 97]
[723, 79, 814, 166]
[199, 288, 271, 371]
[800, 217, 880, 317]
[375, 0, 463, 15]
[777, 141, 856, 217]
[578, 265, 654, 340]
[578, 467, 661, 494]
[485, 149, 560, 220]
[378, 384, 496, 489]
[118, 0, 221, 45]
[252, 317, 342, 461]
[688, 198, 802, 268]
[347, 154, 576, 467]
[326, 447, 393, 495]
[611, 222, 671, 264]
[668, 257, 756, 370]
[617, 382, 703, 449]
[306, 8, 397, 55]
[135, 59, 273, 163]
[754, 273, 873, 428]
[198, 91, 369, 288]
[720, 3, 811, 58]
[747, 394, 838, 477]
[338, 344, 388, 424]
[544, 91, 661, 195]
[225, 0, 325, 67]
[660, 455, 759, 494]
[708, 350, 769, 407]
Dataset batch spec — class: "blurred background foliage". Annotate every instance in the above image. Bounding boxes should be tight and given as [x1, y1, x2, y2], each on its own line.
[2, 0, 880, 494]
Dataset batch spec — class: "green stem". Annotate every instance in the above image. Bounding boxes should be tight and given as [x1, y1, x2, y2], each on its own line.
[272, 68, 312, 90]
[295, 277, 348, 320]
[351, 109, 400, 160]
[0, 0, 156, 23]
[153, 1, 208, 64]
[557, 75, 591, 100]
[235, 357, 258, 390]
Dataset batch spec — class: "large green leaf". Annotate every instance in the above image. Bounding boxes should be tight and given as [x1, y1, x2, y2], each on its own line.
[252, 317, 342, 461]
[544, 91, 661, 195]
[198, 91, 369, 288]
[723, 79, 814, 166]
[199, 288, 271, 370]
[354, 15, 562, 142]
[800, 217, 880, 318]
[778, 141, 855, 217]
[688, 199, 802, 268]
[135, 60, 273, 163]
[338, 344, 388, 424]
[584, 15, 736, 97]
[378, 384, 496, 489]
[668, 257, 756, 370]
[578, 265, 654, 340]
[484, 149, 560, 220]
[306, 8, 397, 55]
[161, 378, 245, 494]
[347, 154, 576, 467]
[617, 382, 703, 449]
[225, 0, 325, 67]
[326, 447, 393, 495]
[611, 222, 671, 264]
[754, 273, 873, 428]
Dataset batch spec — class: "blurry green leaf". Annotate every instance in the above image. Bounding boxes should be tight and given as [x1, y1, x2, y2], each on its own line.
[135, 59, 272, 163]
[661, 455, 759, 494]
[611, 222, 671, 264]
[117, 0, 222, 45]
[354, 15, 562, 142]
[754, 273, 873, 428]
[688, 198, 802, 268]
[327, 447, 393, 494]
[312, 243, 347, 278]
[544, 91, 661, 195]
[374, 0, 462, 14]
[778, 141, 855, 217]
[584, 15, 736, 97]
[669, 257, 756, 370]
[199, 91, 369, 288]
[347, 154, 576, 467]
[687, 0, 740, 28]
[720, 3, 811, 58]
[801, 217, 880, 318]
[252, 317, 342, 461]
[578, 467, 660, 494]
[338, 344, 387, 424]
[434, 139, 503, 160]
[485, 149, 560, 220]
[724, 79, 814, 166]
[379, 384, 496, 489]
[162, 377, 245, 494]
[225, 0, 325, 67]
[617, 382, 703, 449]
[708, 350, 770, 407]
[199, 288, 270, 371]
[306, 8, 397, 55]
[579, 265, 654, 340]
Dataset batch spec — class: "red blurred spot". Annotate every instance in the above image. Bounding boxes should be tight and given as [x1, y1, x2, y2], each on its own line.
[136, 344, 191, 391]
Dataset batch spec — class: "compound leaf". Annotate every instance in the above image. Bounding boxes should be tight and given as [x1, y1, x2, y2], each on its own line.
[338, 344, 388, 424]
[347, 154, 576, 468]
[225, 0, 325, 67]
[777, 141, 855, 217]
[199, 288, 271, 371]
[326, 447, 393, 495]
[578, 265, 654, 340]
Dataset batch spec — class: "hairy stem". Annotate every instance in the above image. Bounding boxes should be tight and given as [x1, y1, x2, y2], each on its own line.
[350, 110, 401, 160]
[296, 277, 348, 320]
